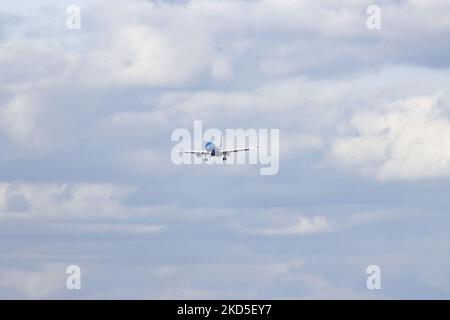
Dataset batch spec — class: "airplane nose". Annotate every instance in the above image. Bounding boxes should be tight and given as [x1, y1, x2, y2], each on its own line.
[205, 141, 215, 151]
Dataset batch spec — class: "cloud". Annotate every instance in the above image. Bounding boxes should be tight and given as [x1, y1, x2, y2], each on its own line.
[50, 222, 164, 235]
[248, 216, 330, 236]
[79, 24, 211, 87]
[331, 95, 450, 180]
[0, 93, 41, 146]
[280, 134, 323, 158]
[0, 182, 136, 219]
[0, 264, 65, 299]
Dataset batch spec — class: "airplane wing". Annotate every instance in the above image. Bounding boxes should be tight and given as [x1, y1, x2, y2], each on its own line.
[178, 150, 209, 155]
[221, 146, 258, 153]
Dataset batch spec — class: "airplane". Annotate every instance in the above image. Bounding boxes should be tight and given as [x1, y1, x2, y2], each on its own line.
[179, 139, 258, 162]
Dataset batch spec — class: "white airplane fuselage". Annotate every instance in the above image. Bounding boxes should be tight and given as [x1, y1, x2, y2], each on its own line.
[204, 141, 224, 157]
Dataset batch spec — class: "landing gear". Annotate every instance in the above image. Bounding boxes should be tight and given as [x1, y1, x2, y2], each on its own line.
[223, 157, 227, 161]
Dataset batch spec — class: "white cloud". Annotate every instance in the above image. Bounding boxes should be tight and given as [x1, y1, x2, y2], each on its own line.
[79, 24, 211, 87]
[332, 96, 450, 181]
[0, 93, 41, 146]
[52, 222, 164, 235]
[0, 183, 135, 219]
[249, 216, 330, 236]
[210, 55, 234, 81]
[0, 264, 65, 299]
[281, 134, 323, 158]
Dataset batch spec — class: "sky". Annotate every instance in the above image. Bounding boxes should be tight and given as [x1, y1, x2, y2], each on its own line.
[1, 0, 450, 299]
